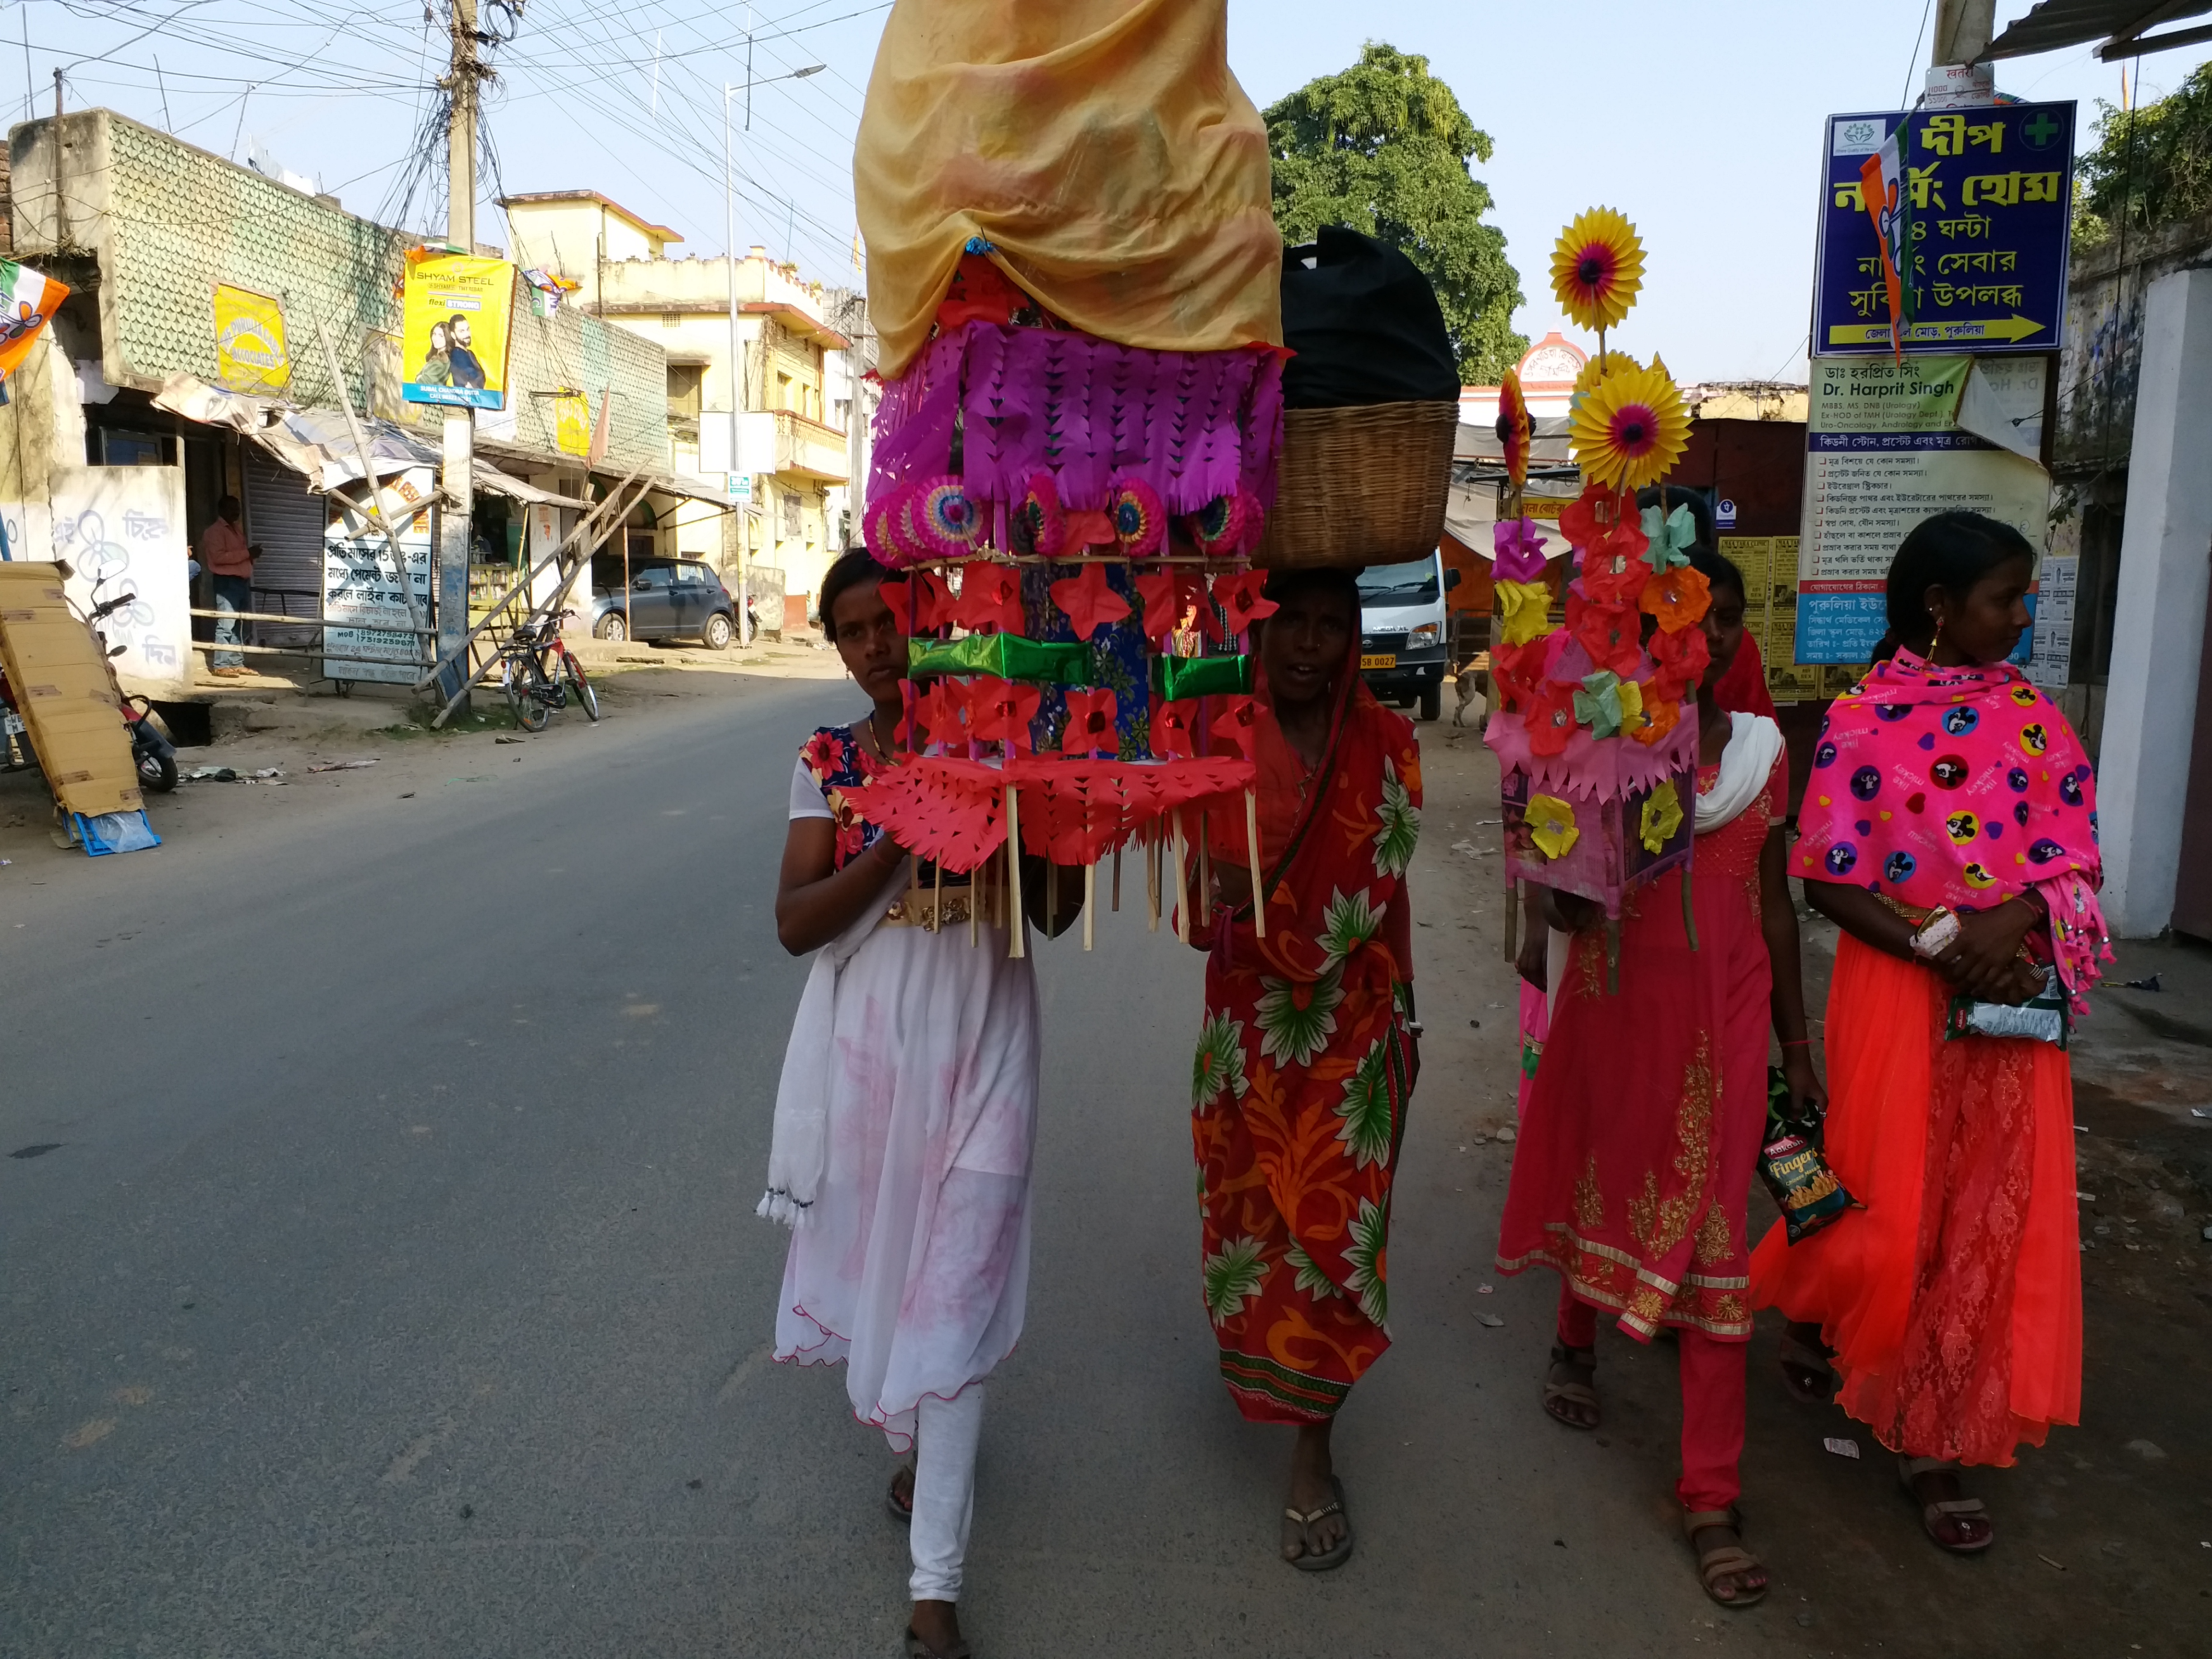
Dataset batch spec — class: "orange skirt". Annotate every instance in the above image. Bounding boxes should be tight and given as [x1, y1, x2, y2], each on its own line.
[1748, 934, 2080, 1467]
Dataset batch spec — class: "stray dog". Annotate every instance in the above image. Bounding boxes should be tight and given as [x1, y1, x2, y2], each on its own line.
[1452, 670, 1486, 731]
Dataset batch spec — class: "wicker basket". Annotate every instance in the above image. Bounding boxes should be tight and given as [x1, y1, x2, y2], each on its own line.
[1252, 399, 1459, 569]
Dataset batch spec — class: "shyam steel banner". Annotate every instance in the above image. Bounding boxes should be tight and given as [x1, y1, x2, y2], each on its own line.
[400, 253, 516, 410]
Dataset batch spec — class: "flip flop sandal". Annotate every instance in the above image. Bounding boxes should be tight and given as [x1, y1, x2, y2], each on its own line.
[1541, 1344, 1599, 1430]
[903, 1630, 970, 1659]
[1897, 1456, 1994, 1553]
[1682, 1506, 1768, 1609]
[1286, 1475, 1354, 1573]
[886, 1465, 914, 1525]
[1777, 1329, 1837, 1405]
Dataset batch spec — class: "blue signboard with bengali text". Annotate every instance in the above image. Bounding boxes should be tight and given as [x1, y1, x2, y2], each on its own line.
[1814, 103, 2074, 356]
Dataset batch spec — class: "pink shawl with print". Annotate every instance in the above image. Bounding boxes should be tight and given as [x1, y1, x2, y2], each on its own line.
[1794, 649, 2110, 1006]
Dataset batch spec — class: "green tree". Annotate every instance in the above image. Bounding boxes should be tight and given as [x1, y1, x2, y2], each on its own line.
[2075, 61, 2212, 246]
[1265, 42, 1525, 384]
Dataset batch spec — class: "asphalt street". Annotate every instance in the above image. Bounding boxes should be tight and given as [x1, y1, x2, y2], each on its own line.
[1, 680, 2202, 1658]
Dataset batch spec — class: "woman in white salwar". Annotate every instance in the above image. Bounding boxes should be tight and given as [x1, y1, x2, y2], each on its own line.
[768, 549, 1072, 1659]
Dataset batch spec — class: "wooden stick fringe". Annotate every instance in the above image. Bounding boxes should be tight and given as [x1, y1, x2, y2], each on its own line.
[1006, 784, 1024, 959]
[1172, 808, 1189, 944]
[1243, 788, 1263, 926]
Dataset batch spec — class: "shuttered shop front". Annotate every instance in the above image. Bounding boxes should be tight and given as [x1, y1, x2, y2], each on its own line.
[242, 451, 326, 646]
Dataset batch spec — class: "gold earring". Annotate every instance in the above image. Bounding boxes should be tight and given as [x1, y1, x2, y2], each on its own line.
[1931, 614, 1945, 649]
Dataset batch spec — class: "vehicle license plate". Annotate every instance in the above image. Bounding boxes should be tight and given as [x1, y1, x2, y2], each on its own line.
[1359, 653, 1396, 670]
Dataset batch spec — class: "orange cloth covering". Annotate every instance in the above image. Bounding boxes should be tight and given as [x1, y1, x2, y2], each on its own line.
[1749, 933, 2082, 1467]
[854, 0, 1283, 378]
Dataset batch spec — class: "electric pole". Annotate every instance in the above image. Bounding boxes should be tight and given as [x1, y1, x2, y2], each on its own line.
[725, 83, 750, 649]
[437, 0, 481, 709]
[1932, 0, 1996, 68]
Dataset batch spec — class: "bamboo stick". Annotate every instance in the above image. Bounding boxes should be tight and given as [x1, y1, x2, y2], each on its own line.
[1083, 862, 1095, 951]
[1197, 811, 1210, 923]
[1112, 843, 1122, 912]
[1147, 823, 1160, 933]
[970, 848, 980, 949]
[1504, 876, 1519, 964]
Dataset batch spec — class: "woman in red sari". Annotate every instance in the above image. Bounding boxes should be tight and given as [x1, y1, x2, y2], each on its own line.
[1752, 511, 2109, 1556]
[1495, 546, 1821, 1609]
[1188, 565, 1420, 1572]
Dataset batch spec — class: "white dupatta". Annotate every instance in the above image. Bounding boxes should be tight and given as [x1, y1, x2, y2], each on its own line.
[1695, 712, 1783, 835]
[757, 852, 911, 1227]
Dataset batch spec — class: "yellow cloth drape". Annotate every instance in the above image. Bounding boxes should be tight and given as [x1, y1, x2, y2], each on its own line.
[855, 0, 1284, 379]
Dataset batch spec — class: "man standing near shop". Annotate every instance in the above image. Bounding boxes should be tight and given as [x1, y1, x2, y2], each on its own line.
[199, 493, 253, 679]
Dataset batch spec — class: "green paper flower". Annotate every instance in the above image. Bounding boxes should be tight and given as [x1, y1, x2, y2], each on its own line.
[1202, 1235, 1272, 1327]
[1192, 1011, 1250, 1112]
[1334, 1036, 1395, 1169]
[1255, 963, 1346, 1068]
[1372, 758, 1419, 878]
[1574, 669, 1630, 739]
[1640, 502, 1698, 573]
[1343, 1197, 1391, 1331]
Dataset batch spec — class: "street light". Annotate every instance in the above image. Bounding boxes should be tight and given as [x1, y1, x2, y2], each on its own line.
[722, 57, 826, 645]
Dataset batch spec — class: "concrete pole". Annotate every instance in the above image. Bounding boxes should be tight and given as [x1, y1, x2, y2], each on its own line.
[725, 83, 750, 647]
[1932, 0, 1996, 65]
[438, 0, 479, 709]
[2094, 269, 2212, 935]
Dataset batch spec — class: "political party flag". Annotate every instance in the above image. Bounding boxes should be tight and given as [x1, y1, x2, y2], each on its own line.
[1858, 133, 1911, 365]
[0, 258, 67, 388]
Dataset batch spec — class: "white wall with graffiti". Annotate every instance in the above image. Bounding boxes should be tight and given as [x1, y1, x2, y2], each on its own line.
[48, 466, 193, 698]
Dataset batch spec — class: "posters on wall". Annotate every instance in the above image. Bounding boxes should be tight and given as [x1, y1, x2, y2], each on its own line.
[323, 468, 434, 684]
[400, 254, 515, 411]
[1795, 354, 2048, 665]
[212, 284, 291, 393]
[1816, 104, 2075, 356]
[554, 393, 591, 457]
[1719, 534, 1822, 703]
[48, 466, 192, 696]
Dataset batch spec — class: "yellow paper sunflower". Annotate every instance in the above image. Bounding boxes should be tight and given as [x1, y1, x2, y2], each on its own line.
[1494, 578, 1553, 646]
[1551, 207, 1646, 333]
[1570, 360, 1689, 492]
[1497, 370, 1532, 489]
[1526, 793, 1581, 862]
[1639, 778, 1683, 854]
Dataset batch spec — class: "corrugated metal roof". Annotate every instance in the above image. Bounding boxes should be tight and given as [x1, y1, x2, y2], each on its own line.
[1985, 0, 2212, 60]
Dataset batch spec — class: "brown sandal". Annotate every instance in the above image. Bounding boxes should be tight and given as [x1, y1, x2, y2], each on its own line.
[1683, 1507, 1768, 1608]
[1778, 1324, 1836, 1404]
[1541, 1344, 1599, 1430]
[1898, 1456, 1993, 1553]
[886, 1464, 914, 1524]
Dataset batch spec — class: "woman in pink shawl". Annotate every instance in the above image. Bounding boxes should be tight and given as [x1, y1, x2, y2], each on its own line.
[1752, 511, 2110, 1558]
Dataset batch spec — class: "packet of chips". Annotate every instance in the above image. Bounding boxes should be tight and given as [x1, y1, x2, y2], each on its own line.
[1757, 1067, 1859, 1245]
[1946, 964, 2070, 1049]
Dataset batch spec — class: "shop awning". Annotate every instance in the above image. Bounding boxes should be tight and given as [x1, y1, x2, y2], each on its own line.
[1985, 0, 2212, 61]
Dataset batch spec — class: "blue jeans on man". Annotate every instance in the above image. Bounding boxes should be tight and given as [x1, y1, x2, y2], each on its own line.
[213, 574, 252, 670]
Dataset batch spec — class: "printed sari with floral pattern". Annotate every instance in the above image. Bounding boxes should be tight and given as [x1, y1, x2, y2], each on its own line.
[1191, 640, 1421, 1423]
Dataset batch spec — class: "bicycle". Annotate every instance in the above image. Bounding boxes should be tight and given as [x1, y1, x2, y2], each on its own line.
[497, 610, 600, 733]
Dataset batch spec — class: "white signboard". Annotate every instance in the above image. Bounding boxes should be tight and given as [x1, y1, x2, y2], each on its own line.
[49, 465, 192, 697]
[324, 467, 434, 684]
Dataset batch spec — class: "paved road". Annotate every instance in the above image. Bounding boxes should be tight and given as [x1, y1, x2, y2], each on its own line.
[2, 684, 2201, 1657]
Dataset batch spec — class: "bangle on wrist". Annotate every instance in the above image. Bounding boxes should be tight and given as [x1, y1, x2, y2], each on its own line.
[1781, 1037, 1811, 1048]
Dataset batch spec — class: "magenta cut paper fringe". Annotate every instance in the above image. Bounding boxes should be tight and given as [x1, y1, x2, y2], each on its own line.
[867, 321, 1286, 531]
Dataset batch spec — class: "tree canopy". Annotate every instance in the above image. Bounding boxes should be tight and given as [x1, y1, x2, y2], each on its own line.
[1265, 43, 1526, 384]
[2074, 61, 2212, 249]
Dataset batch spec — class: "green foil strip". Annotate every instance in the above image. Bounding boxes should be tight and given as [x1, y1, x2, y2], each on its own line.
[1154, 654, 1253, 700]
[908, 635, 1091, 684]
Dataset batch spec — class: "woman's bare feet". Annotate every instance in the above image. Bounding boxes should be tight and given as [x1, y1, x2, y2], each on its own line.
[907, 1599, 966, 1658]
[1778, 1320, 1836, 1405]
[1280, 1421, 1345, 1562]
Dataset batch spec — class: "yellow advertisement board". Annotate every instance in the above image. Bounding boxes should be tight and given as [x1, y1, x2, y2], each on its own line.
[553, 393, 590, 457]
[213, 283, 289, 393]
[400, 254, 515, 410]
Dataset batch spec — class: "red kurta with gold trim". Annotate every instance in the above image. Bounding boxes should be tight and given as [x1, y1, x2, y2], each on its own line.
[1496, 756, 1783, 1341]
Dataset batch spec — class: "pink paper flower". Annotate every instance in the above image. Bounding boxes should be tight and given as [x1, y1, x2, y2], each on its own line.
[1106, 473, 1167, 557]
[1492, 517, 1548, 583]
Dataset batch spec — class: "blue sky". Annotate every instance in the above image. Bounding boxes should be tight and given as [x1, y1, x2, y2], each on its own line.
[36, 0, 2211, 382]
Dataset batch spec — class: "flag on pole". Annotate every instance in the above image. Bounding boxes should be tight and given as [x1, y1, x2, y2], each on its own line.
[1859, 133, 1911, 365]
[0, 258, 68, 388]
